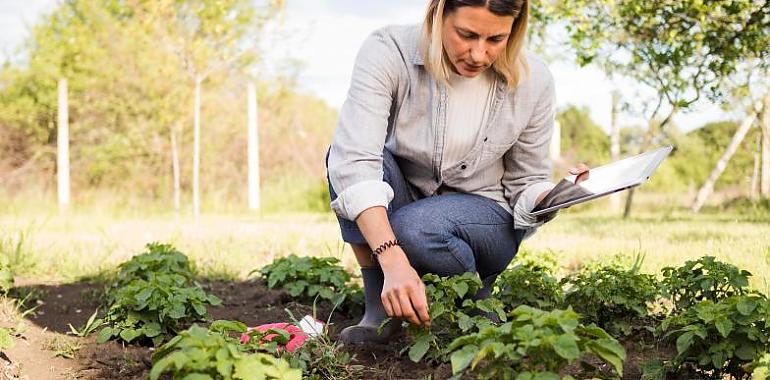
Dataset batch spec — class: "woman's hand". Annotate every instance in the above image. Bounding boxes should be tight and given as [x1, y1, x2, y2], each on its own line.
[378, 247, 431, 327]
[569, 163, 590, 184]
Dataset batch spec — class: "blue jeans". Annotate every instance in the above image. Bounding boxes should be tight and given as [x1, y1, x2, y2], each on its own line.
[326, 149, 526, 286]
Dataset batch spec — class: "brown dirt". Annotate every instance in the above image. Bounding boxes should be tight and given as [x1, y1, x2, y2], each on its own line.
[0, 278, 671, 380]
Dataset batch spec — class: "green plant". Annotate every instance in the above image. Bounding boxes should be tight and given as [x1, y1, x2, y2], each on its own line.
[46, 335, 83, 359]
[98, 243, 221, 345]
[561, 260, 659, 336]
[657, 294, 770, 379]
[254, 255, 363, 314]
[447, 305, 626, 379]
[0, 327, 13, 351]
[405, 273, 506, 363]
[150, 322, 301, 380]
[660, 256, 751, 312]
[68, 309, 103, 337]
[495, 262, 564, 311]
[0, 255, 14, 295]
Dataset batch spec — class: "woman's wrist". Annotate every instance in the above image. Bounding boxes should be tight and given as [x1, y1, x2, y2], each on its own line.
[376, 245, 409, 272]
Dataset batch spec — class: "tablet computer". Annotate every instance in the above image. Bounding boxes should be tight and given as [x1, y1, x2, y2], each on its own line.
[531, 146, 673, 216]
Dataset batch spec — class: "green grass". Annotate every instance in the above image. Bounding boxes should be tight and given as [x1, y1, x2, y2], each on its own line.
[0, 191, 768, 292]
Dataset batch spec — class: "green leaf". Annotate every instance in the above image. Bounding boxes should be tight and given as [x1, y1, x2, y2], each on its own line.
[737, 299, 758, 316]
[408, 335, 432, 362]
[714, 318, 734, 338]
[735, 344, 757, 361]
[96, 327, 115, 343]
[676, 331, 695, 354]
[119, 328, 142, 343]
[450, 344, 478, 374]
[0, 328, 14, 350]
[553, 335, 581, 361]
[452, 282, 469, 298]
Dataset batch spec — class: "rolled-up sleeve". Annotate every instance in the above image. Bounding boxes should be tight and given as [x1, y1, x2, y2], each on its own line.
[503, 66, 556, 230]
[327, 29, 402, 221]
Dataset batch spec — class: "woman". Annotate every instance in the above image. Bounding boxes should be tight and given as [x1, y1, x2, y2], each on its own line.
[326, 0, 588, 345]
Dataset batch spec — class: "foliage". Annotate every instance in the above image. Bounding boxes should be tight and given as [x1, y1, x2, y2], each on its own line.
[561, 261, 659, 336]
[557, 105, 610, 167]
[0, 327, 14, 351]
[0, 255, 14, 295]
[495, 262, 564, 311]
[98, 243, 222, 346]
[660, 256, 751, 312]
[658, 294, 770, 379]
[150, 322, 301, 380]
[405, 273, 506, 363]
[254, 254, 363, 314]
[447, 305, 626, 379]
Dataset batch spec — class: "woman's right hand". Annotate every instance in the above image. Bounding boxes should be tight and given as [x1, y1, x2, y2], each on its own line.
[378, 247, 431, 327]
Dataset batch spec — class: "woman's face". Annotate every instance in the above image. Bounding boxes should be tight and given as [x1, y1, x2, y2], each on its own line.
[441, 6, 515, 78]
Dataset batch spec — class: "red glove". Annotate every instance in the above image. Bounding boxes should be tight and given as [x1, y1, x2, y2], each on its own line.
[240, 322, 309, 352]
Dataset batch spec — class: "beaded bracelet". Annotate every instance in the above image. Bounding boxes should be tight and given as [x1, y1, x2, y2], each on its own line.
[371, 239, 400, 261]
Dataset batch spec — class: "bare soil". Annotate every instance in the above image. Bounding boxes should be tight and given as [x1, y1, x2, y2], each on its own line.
[0, 279, 670, 380]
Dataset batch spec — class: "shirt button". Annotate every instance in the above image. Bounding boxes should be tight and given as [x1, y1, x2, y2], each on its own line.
[460, 164, 467, 170]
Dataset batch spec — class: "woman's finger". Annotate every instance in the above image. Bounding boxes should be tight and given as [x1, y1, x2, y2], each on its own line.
[397, 289, 421, 325]
[388, 292, 404, 318]
[381, 293, 394, 317]
[410, 287, 431, 327]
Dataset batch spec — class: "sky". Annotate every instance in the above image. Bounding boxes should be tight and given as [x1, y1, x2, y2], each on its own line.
[1, 0, 738, 133]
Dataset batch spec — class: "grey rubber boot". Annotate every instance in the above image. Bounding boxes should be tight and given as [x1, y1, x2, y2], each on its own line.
[339, 267, 401, 345]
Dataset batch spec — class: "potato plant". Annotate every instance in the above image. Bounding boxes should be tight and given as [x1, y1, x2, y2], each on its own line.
[447, 305, 626, 379]
[561, 263, 659, 336]
[150, 321, 301, 380]
[660, 256, 752, 312]
[98, 243, 222, 346]
[654, 294, 770, 379]
[255, 254, 363, 314]
[405, 272, 506, 363]
[495, 262, 564, 311]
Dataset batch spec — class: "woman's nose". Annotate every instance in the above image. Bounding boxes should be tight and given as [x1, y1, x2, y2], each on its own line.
[470, 43, 487, 65]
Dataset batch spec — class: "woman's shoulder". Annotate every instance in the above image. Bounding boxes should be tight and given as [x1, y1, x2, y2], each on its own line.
[359, 24, 422, 64]
[517, 51, 554, 96]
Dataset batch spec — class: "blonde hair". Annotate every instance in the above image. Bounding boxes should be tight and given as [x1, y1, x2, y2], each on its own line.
[421, 0, 530, 90]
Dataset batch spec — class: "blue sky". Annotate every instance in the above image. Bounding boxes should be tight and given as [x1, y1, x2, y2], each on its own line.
[2, 0, 736, 133]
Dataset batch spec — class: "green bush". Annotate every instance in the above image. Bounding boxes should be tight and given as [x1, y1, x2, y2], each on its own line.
[561, 263, 659, 336]
[255, 254, 363, 314]
[405, 273, 506, 363]
[495, 262, 564, 311]
[98, 243, 221, 346]
[660, 256, 751, 312]
[447, 305, 626, 379]
[150, 322, 300, 380]
[655, 294, 770, 379]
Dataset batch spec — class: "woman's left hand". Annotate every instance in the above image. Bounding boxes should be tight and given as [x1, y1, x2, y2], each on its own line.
[569, 163, 590, 184]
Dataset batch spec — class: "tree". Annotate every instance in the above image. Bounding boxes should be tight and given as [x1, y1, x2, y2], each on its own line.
[551, 0, 769, 217]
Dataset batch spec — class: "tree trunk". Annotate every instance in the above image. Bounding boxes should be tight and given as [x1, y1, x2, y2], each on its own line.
[57, 78, 70, 211]
[171, 123, 181, 213]
[247, 82, 261, 211]
[610, 90, 621, 212]
[761, 94, 770, 197]
[622, 106, 677, 218]
[691, 109, 759, 212]
[193, 76, 202, 218]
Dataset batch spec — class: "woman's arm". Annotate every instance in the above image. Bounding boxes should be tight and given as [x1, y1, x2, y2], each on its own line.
[356, 207, 431, 327]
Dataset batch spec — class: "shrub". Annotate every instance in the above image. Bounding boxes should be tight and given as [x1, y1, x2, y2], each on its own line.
[150, 322, 301, 380]
[447, 305, 626, 379]
[254, 254, 363, 314]
[495, 262, 564, 311]
[561, 263, 659, 336]
[405, 273, 506, 363]
[98, 243, 221, 346]
[660, 256, 751, 312]
[655, 294, 770, 379]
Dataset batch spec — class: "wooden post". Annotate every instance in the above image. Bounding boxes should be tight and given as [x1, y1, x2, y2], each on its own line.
[192, 76, 202, 218]
[751, 135, 761, 201]
[247, 82, 261, 211]
[57, 79, 70, 210]
[609, 90, 621, 211]
[761, 94, 770, 197]
[171, 123, 181, 213]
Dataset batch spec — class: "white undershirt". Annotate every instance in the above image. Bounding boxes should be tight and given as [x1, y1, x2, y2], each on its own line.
[443, 70, 495, 167]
